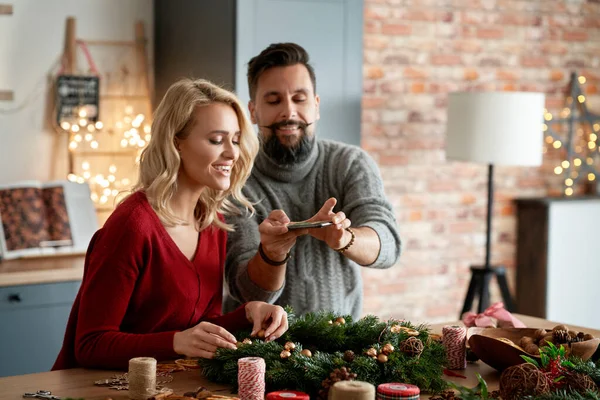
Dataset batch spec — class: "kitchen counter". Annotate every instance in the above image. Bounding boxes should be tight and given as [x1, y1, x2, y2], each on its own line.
[0, 255, 85, 287]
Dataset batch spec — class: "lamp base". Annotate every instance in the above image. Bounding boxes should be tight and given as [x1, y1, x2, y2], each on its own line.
[460, 265, 515, 318]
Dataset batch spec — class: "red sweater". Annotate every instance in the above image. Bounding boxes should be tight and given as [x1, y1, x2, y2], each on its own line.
[53, 191, 250, 370]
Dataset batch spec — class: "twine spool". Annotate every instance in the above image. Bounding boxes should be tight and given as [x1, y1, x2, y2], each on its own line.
[238, 357, 266, 400]
[128, 357, 157, 400]
[442, 325, 466, 369]
[329, 380, 375, 400]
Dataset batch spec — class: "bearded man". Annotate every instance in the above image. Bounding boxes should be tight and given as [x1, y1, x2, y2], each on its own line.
[224, 43, 401, 320]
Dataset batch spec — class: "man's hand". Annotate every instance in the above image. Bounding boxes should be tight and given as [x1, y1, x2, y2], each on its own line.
[306, 198, 352, 250]
[259, 209, 306, 262]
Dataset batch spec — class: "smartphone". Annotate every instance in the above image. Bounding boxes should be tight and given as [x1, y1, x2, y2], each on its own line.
[286, 220, 334, 230]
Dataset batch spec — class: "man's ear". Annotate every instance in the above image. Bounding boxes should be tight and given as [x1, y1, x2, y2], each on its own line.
[315, 94, 321, 121]
[248, 100, 257, 124]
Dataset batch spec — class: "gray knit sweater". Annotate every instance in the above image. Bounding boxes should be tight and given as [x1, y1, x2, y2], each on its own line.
[223, 139, 401, 320]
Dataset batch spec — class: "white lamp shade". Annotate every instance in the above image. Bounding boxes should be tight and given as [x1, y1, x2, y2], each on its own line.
[446, 91, 546, 166]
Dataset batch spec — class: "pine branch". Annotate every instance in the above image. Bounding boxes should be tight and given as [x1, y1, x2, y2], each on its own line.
[566, 358, 600, 386]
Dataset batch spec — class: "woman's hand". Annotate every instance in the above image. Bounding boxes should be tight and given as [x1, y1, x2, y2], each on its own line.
[173, 321, 237, 359]
[245, 301, 288, 342]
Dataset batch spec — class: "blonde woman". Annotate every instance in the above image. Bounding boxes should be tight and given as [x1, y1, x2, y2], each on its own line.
[53, 79, 288, 370]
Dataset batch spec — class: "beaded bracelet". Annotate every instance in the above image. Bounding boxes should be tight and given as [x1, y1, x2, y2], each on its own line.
[335, 227, 355, 254]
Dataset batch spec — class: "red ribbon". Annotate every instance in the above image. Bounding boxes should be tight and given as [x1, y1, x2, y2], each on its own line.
[462, 302, 526, 328]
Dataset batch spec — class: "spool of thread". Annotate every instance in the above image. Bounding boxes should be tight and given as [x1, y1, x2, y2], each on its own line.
[377, 383, 420, 399]
[266, 390, 310, 399]
[128, 357, 157, 400]
[329, 380, 376, 400]
[238, 357, 266, 400]
[442, 325, 467, 369]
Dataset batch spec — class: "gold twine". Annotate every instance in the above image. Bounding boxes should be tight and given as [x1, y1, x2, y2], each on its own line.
[128, 357, 157, 400]
[329, 380, 375, 400]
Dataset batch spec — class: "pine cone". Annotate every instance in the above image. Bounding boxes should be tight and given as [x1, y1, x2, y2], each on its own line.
[552, 329, 569, 344]
[318, 367, 357, 400]
[343, 350, 355, 362]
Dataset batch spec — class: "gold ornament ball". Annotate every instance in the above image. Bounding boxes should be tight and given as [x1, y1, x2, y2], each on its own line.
[382, 343, 394, 355]
[301, 349, 312, 357]
[257, 329, 266, 339]
[328, 320, 333, 325]
[284, 341, 296, 351]
[236, 341, 243, 348]
[242, 338, 252, 345]
[377, 353, 388, 363]
[280, 350, 292, 359]
[365, 348, 378, 358]
[390, 325, 401, 334]
[333, 321, 341, 326]
[335, 317, 346, 325]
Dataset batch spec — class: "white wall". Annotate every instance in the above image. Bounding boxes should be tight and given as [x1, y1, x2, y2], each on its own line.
[0, 0, 152, 184]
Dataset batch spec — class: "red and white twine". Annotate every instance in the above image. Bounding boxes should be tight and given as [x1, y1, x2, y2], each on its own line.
[238, 357, 266, 400]
[442, 325, 467, 370]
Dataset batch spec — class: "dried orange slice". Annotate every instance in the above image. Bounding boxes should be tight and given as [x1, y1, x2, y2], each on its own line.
[175, 358, 201, 369]
[156, 363, 185, 373]
[398, 326, 420, 336]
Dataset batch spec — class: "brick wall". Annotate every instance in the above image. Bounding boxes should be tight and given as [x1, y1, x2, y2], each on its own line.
[360, 0, 600, 323]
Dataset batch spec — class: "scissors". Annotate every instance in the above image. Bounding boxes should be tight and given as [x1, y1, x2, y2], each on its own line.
[23, 390, 61, 400]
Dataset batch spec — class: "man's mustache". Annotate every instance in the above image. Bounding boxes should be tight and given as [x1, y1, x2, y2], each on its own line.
[260, 119, 314, 131]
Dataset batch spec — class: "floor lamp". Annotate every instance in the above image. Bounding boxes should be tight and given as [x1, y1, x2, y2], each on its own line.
[445, 91, 545, 317]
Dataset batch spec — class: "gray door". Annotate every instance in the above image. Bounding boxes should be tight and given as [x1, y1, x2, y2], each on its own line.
[236, 0, 363, 146]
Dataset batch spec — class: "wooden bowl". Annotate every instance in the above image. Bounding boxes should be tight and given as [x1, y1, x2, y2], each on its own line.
[467, 327, 600, 372]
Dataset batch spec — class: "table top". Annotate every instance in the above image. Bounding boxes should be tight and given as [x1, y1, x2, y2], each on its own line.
[0, 255, 85, 287]
[0, 314, 598, 400]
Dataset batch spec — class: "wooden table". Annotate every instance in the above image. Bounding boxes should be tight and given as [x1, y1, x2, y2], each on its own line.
[1, 315, 598, 400]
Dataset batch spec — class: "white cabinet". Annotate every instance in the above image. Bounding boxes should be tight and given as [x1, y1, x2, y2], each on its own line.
[516, 197, 600, 330]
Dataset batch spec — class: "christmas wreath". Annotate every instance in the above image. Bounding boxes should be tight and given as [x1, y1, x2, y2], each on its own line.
[199, 308, 448, 398]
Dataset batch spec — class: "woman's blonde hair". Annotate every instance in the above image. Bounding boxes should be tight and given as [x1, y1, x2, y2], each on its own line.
[131, 78, 258, 231]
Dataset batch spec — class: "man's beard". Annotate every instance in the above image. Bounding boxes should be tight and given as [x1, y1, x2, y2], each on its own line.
[260, 119, 315, 165]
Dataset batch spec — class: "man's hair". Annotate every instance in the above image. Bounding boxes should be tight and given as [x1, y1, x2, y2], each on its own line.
[247, 43, 317, 100]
